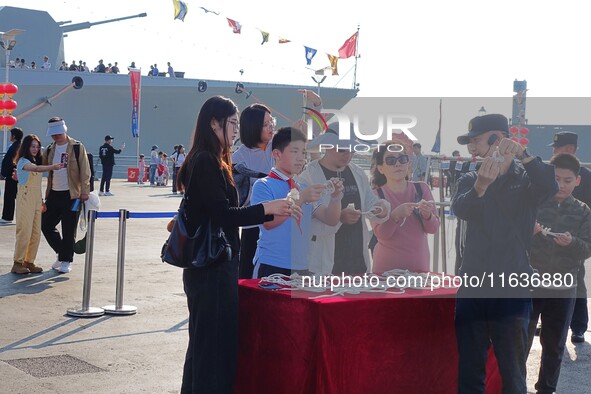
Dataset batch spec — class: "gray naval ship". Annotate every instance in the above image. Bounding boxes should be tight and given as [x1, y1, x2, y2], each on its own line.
[0, 5, 358, 154]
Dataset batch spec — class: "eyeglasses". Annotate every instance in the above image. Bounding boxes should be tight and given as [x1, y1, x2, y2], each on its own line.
[228, 120, 240, 129]
[263, 117, 277, 129]
[384, 155, 410, 166]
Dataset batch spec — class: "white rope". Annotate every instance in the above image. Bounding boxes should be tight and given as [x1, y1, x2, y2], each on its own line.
[259, 270, 459, 299]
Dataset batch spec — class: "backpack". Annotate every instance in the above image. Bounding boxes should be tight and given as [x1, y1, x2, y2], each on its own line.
[232, 163, 267, 207]
[368, 182, 424, 256]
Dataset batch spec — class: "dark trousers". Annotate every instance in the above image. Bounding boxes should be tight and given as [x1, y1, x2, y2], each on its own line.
[527, 289, 576, 394]
[570, 265, 588, 335]
[455, 296, 532, 394]
[2, 177, 17, 221]
[181, 256, 239, 394]
[239, 227, 259, 279]
[41, 190, 80, 263]
[172, 166, 180, 193]
[100, 164, 113, 192]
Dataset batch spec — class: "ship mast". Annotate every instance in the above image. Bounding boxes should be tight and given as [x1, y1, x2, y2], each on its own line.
[352, 25, 360, 91]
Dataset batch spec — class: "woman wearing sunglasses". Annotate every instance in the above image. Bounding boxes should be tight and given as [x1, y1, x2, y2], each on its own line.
[370, 140, 440, 273]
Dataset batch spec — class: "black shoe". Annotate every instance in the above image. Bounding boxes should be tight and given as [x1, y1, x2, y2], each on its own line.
[571, 333, 585, 343]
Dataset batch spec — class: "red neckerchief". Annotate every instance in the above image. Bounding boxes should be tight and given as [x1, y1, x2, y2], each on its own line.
[268, 170, 302, 234]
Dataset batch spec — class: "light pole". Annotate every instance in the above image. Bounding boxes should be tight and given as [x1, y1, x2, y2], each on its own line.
[1, 29, 24, 153]
[311, 68, 327, 97]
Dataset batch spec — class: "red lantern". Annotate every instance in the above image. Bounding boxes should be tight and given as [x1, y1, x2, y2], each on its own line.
[0, 101, 5, 111]
[4, 99, 16, 113]
[4, 83, 18, 97]
[509, 126, 519, 134]
[519, 137, 529, 146]
[511, 137, 519, 142]
[0, 84, 5, 95]
[519, 127, 529, 136]
[0, 116, 5, 126]
[3, 115, 16, 127]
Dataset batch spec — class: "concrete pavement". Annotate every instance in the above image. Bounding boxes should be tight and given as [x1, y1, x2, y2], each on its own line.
[0, 179, 589, 393]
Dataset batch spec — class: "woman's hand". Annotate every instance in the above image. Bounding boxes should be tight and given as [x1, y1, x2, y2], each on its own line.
[263, 199, 301, 218]
[391, 202, 418, 222]
[417, 199, 434, 220]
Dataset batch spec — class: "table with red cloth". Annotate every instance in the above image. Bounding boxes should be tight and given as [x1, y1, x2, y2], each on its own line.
[235, 279, 502, 394]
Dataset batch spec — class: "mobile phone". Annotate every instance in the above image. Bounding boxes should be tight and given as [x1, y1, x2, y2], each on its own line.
[71, 199, 81, 211]
[258, 282, 282, 290]
[61, 152, 68, 168]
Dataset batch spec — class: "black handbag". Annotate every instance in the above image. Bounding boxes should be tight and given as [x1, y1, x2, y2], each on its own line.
[161, 167, 232, 269]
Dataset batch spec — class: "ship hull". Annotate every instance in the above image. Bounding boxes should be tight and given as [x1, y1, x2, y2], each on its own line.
[8, 69, 357, 153]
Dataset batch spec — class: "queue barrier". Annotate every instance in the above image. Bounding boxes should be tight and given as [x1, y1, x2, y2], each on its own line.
[67, 209, 175, 318]
[66, 206, 453, 318]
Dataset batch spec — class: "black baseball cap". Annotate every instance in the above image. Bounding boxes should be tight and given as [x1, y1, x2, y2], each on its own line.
[548, 131, 577, 147]
[457, 114, 509, 145]
[105, 135, 114, 141]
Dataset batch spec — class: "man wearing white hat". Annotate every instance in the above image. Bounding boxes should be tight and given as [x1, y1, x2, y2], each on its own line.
[297, 124, 390, 275]
[41, 117, 91, 274]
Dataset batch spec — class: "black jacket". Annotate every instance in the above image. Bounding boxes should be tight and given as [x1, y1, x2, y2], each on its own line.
[1, 140, 20, 181]
[99, 143, 121, 166]
[182, 152, 272, 253]
[452, 158, 559, 295]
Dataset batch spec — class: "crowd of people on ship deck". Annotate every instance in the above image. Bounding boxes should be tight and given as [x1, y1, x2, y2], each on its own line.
[9, 55, 176, 77]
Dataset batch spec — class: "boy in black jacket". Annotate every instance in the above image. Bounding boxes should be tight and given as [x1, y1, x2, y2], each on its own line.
[528, 153, 591, 394]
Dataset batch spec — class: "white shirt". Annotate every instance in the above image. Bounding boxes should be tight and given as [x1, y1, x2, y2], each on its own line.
[51, 143, 70, 191]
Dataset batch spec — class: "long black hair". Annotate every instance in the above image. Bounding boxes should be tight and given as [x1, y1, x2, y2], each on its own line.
[14, 134, 43, 166]
[177, 96, 238, 192]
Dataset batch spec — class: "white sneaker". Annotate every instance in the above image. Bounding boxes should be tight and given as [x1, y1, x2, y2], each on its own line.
[0, 218, 13, 225]
[104, 191, 114, 196]
[98, 192, 105, 196]
[58, 261, 72, 274]
[51, 258, 61, 271]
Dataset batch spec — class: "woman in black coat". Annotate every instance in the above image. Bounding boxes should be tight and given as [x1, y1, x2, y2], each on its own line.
[177, 96, 296, 393]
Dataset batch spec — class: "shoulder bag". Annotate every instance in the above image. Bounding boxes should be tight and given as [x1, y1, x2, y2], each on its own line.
[161, 164, 232, 269]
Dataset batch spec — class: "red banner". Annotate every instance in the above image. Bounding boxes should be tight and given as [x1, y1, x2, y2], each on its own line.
[129, 69, 141, 138]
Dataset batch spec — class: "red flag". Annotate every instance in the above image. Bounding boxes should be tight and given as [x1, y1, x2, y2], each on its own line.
[226, 18, 242, 34]
[327, 54, 339, 75]
[338, 32, 358, 59]
[278, 38, 291, 44]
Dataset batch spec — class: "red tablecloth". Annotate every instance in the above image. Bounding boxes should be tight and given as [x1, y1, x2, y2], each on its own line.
[235, 279, 502, 394]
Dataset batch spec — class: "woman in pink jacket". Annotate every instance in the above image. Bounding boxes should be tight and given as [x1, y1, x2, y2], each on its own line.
[371, 140, 440, 273]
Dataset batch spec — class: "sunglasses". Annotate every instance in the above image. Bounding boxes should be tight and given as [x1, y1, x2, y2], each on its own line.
[384, 155, 410, 166]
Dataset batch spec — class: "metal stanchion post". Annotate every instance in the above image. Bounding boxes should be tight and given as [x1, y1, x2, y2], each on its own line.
[438, 166, 447, 274]
[104, 209, 137, 315]
[67, 209, 105, 317]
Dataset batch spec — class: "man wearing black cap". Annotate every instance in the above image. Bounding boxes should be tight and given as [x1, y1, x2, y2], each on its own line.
[549, 131, 591, 343]
[452, 114, 558, 393]
[98, 135, 124, 196]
